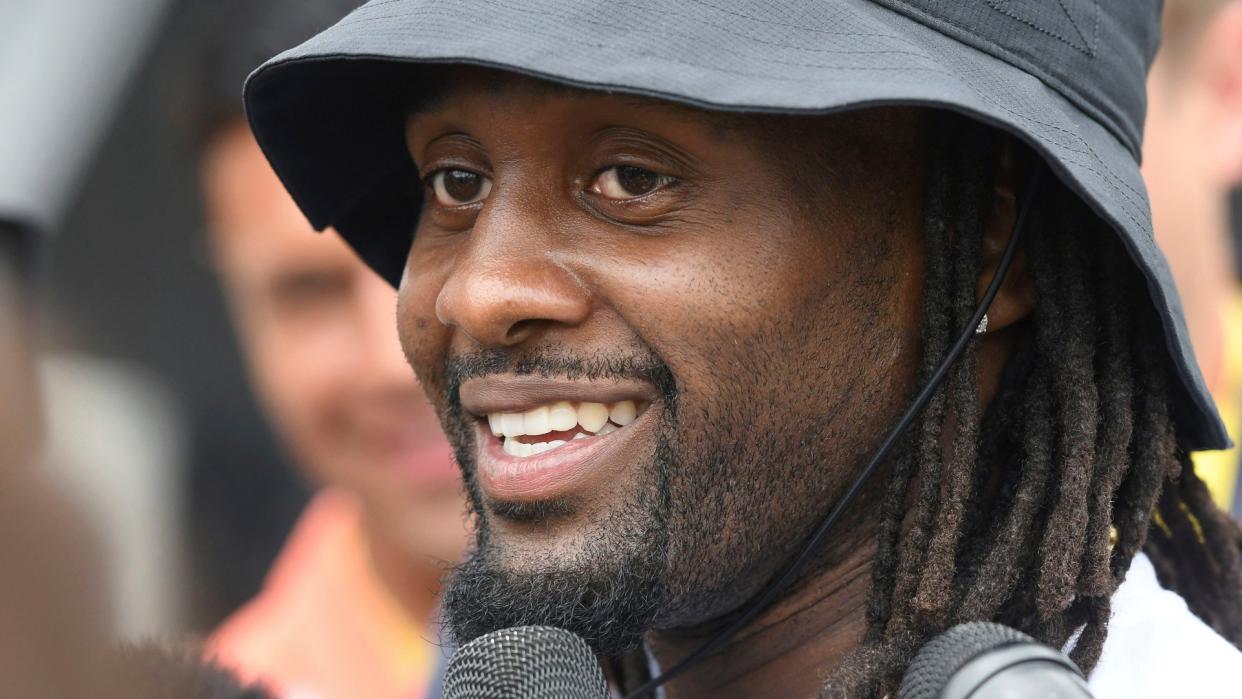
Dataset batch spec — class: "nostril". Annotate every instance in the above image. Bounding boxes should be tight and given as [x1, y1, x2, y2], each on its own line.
[504, 318, 540, 344]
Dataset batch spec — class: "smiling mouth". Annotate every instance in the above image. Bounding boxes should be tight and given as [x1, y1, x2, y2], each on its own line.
[485, 400, 645, 457]
[468, 396, 655, 503]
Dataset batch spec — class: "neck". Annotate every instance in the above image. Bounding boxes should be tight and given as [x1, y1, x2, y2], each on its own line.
[364, 517, 443, 629]
[647, 542, 874, 699]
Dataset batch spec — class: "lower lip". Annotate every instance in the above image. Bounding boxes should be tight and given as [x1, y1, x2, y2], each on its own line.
[474, 410, 653, 502]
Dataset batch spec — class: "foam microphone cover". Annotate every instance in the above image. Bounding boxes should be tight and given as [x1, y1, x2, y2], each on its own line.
[443, 626, 608, 699]
[899, 621, 1092, 699]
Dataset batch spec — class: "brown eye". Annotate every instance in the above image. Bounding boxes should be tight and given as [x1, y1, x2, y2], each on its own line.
[590, 166, 675, 200]
[430, 169, 492, 206]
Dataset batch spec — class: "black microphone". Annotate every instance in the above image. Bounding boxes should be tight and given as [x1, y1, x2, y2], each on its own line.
[899, 621, 1092, 699]
[442, 626, 608, 699]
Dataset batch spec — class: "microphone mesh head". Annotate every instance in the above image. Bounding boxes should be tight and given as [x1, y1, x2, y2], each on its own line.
[898, 621, 1034, 699]
[443, 626, 608, 699]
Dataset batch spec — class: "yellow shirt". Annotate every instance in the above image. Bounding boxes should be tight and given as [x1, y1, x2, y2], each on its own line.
[1191, 293, 1242, 511]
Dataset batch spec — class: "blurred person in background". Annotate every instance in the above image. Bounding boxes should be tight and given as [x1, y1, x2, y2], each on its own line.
[185, 2, 470, 698]
[2, 4, 276, 691]
[3, 211, 270, 699]
[2, 226, 244, 698]
[1144, 0, 1242, 514]
[0, 220, 105, 698]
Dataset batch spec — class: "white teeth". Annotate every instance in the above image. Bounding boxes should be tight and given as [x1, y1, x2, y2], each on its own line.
[572, 432, 589, 441]
[502, 437, 531, 457]
[549, 401, 577, 432]
[499, 413, 525, 438]
[577, 402, 610, 433]
[503, 437, 571, 458]
[523, 406, 551, 436]
[489, 399, 644, 444]
[609, 400, 637, 426]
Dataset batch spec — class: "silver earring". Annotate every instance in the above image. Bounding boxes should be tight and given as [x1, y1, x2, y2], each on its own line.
[975, 314, 989, 335]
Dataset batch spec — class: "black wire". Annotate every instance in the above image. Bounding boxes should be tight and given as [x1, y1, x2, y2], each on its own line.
[624, 166, 1045, 698]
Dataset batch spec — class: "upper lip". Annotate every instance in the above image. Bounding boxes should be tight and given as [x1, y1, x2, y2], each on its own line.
[459, 375, 660, 416]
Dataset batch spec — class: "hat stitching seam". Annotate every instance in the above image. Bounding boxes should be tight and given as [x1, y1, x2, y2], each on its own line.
[356, 0, 925, 53]
[540, 0, 942, 62]
[982, 0, 1100, 57]
[350, 2, 1129, 156]
[1055, 0, 1100, 54]
[875, 0, 1137, 156]
[338, 7, 953, 75]
[338, 2, 938, 61]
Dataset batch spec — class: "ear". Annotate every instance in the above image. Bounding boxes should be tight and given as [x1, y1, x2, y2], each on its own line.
[1201, 1, 1242, 186]
[974, 141, 1036, 334]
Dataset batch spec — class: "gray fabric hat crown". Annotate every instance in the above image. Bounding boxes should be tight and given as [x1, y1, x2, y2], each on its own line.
[244, 0, 1230, 451]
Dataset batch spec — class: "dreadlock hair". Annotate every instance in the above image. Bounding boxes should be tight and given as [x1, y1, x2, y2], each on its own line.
[826, 114, 1242, 697]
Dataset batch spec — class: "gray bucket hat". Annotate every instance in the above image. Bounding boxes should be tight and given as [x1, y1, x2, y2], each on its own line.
[244, 0, 1230, 452]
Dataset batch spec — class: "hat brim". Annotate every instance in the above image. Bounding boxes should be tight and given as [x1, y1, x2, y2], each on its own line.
[244, 0, 1229, 451]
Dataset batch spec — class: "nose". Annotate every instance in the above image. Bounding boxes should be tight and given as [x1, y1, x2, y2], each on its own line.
[434, 201, 592, 348]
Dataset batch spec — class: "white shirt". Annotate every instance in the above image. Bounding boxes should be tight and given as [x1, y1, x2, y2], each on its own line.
[636, 553, 1241, 697]
[1086, 553, 1242, 697]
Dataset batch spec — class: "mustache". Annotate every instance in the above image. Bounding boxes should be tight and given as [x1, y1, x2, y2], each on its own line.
[443, 348, 679, 412]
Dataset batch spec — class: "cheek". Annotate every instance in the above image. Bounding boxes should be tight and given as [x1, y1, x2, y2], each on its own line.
[397, 270, 452, 392]
[601, 205, 923, 441]
[598, 217, 842, 379]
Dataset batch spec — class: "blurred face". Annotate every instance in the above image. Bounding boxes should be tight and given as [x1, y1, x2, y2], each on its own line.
[201, 120, 468, 565]
[1143, 36, 1240, 251]
[399, 69, 930, 652]
[1145, 1, 1242, 197]
[1142, 3, 1242, 391]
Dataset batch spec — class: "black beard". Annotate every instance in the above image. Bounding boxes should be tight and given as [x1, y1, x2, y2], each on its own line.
[442, 440, 674, 656]
[434, 337, 873, 656]
[438, 350, 678, 656]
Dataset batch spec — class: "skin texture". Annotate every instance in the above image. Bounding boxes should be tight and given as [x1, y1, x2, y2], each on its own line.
[200, 120, 469, 623]
[398, 68, 1029, 697]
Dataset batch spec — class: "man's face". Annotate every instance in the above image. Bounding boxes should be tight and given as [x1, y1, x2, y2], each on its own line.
[399, 70, 930, 652]
[202, 120, 468, 564]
